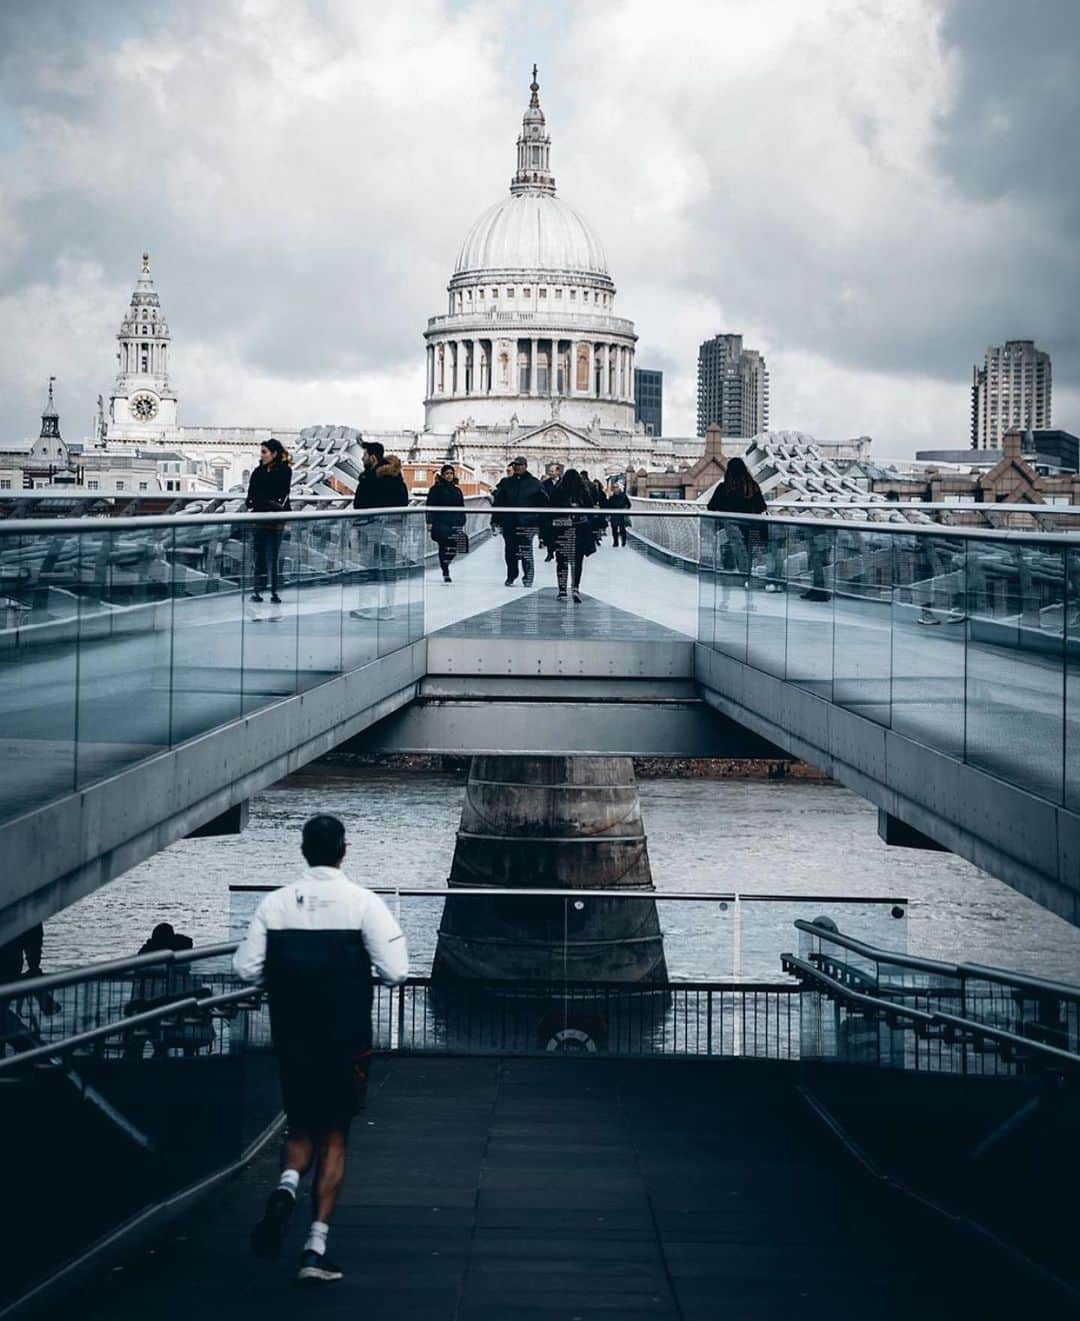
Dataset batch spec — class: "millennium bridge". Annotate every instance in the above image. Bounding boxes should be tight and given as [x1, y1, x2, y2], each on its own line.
[1, 497, 1078, 1318]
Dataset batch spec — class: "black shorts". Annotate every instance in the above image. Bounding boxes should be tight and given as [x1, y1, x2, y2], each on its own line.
[277, 1049, 372, 1134]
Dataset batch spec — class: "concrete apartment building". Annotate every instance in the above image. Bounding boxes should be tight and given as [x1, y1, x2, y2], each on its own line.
[696, 334, 769, 438]
[971, 340, 1052, 450]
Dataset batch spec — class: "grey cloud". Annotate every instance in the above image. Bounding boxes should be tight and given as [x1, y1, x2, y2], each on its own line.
[933, 0, 1080, 224]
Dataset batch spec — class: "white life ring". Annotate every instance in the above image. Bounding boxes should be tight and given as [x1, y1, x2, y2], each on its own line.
[545, 1026, 598, 1054]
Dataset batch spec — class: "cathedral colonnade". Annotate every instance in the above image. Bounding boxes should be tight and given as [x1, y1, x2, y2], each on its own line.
[426, 336, 635, 403]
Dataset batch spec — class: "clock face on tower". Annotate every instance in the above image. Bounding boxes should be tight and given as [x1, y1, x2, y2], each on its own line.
[131, 393, 159, 421]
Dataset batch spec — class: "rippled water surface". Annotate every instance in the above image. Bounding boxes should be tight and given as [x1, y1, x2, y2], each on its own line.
[46, 771, 1080, 983]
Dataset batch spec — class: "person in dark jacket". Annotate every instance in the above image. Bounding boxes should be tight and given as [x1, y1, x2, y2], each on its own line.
[245, 439, 292, 606]
[589, 476, 609, 539]
[707, 457, 767, 606]
[138, 922, 194, 954]
[549, 468, 597, 603]
[351, 441, 410, 510]
[425, 464, 466, 583]
[540, 463, 563, 560]
[350, 443, 411, 619]
[606, 484, 631, 547]
[491, 456, 548, 586]
[0, 923, 44, 984]
[235, 814, 408, 1284]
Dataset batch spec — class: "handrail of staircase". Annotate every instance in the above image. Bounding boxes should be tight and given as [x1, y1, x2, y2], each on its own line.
[0, 941, 240, 1001]
[0, 985, 259, 1074]
[782, 953, 1080, 1070]
[792, 920, 1080, 1000]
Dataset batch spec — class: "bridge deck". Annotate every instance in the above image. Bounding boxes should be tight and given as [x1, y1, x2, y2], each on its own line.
[76, 1056, 1067, 1321]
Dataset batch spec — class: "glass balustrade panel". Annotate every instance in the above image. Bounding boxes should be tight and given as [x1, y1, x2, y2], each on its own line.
[891, 531, 965, 758]
[785, 522, 835, 698]
[1067, 546, 1080, 811]
[75, 525, 174, 789]
[341, 514, 381, 670]
[966, 538, 1064, 801]
[745, 521, 790, 678]
[240, 516, 299, 710]
[293, 516, 344, 691]
[708, 516, 751, 663]
[169, 519, 245, 742]
[697, 516, 718, 649]
[0, 530, 81, 821]
[833, 527, 894, 724]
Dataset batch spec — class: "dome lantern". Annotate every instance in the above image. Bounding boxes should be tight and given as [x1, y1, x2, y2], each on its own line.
[511, 65, 555, 197]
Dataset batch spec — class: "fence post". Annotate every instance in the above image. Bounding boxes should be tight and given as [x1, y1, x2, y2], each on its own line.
[706, 989, 713, 1057]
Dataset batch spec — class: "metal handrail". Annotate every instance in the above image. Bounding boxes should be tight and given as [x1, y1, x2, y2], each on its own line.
[0, 941, 238, 1002]
[782, 954, 936, 1026]
[783, 953, 1080, 1070]
[2, 894, 905, 1001]
[0, 985, 259, 1073]
[792, 920, 1080, 1000]
[3, 504, 1080, 542]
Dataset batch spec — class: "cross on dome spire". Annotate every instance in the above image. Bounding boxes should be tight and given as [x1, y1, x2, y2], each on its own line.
[511, 65, 555, 196]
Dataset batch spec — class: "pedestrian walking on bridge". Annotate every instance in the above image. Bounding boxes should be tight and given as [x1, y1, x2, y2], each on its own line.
[235, 814, 409, 1284]
[491, 455, 548, 586]
[549, 468, 598, 603]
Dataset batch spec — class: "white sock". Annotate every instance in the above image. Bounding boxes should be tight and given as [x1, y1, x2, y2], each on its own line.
[277, 1169, 300, 1198]
[304, 1221, 329, 1255]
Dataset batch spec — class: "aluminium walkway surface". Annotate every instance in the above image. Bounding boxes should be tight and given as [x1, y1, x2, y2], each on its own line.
[73, 1055, 1069, 1321]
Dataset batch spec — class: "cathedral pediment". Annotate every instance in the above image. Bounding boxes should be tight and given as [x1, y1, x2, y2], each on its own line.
[511, 420, 603, 450]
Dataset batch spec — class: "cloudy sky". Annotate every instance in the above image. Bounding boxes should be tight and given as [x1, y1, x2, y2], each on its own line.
[0, 0, 1076, 457]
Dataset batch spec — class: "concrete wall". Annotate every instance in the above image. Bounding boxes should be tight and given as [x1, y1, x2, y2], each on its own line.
[696, 643, 1080, 928]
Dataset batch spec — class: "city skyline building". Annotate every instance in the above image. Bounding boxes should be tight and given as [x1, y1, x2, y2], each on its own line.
[696, 333, 769, 439]
[634, 368, 662, 436]
[971, 339, 1052, 450]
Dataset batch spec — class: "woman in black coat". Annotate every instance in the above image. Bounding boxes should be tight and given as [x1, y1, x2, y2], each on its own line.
[425, 465, 467, 583]
[706, 457, 767, 604]
[245, 439, 292, 604]
[549, 469, 597, 603]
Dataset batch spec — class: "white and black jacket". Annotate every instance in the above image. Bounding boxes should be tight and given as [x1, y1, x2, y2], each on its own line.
[233, 867, 408, 1058]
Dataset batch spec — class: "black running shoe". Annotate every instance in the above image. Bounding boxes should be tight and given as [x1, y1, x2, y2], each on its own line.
[250, 1188, 294, 1260]
[297, 1250, 344, 1283]
[270, 593, 282, 605]
[249, 593, 264, 603]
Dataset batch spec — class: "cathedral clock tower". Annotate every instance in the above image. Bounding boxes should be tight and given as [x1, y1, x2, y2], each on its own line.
[108, 252, 178, 437]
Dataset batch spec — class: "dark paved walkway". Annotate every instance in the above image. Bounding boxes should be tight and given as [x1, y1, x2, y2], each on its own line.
[75, 1056, 1069, 1321]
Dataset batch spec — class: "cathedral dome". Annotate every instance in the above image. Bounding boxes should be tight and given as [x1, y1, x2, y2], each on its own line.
[454, 193, 608, 281]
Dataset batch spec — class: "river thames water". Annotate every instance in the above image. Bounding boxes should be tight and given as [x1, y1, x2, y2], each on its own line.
[44, 769, 1080, 985]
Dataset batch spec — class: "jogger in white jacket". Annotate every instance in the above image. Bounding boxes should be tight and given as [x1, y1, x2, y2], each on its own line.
[234, 814, 408, 1284]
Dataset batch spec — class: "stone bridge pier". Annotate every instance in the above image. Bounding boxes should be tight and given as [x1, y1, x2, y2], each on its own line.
[432, 755, 667, 985]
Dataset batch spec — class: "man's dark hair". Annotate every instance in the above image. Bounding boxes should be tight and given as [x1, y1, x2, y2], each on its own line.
[362, 440, 385, 461]
[302, 814, 347, 866]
